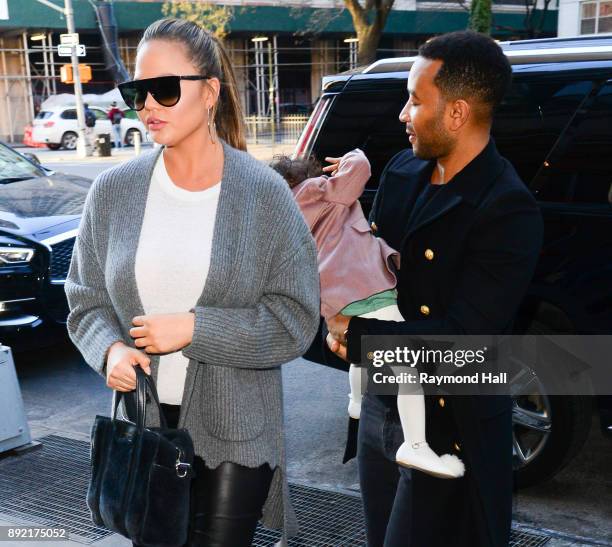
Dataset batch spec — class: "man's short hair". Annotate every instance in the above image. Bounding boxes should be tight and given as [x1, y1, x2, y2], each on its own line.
[418, 31, 512, 121]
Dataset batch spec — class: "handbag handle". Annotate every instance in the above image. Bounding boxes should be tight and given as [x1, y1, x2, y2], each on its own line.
[112, 367, 168, 429]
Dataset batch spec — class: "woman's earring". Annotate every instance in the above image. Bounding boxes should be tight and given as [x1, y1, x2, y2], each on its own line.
[207, 106, 217, 144]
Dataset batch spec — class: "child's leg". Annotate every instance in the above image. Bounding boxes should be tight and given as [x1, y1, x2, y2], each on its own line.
[347, 304, 404, 419]
[395, 375, 426, 445]
[393, 369, 466, 478]
[348, 364, 362, 419]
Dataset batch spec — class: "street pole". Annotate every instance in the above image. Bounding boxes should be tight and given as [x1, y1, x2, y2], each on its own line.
[267, 41, 275, 146]
[64, 0, 90, 157]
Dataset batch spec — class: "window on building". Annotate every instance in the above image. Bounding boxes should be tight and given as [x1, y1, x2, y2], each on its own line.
[580, 0, 612, 34]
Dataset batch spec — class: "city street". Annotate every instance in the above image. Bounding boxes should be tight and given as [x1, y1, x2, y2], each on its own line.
[0, 148, 610, 547]
[18, 142, 297, 179]
[1, 1, 609, 544]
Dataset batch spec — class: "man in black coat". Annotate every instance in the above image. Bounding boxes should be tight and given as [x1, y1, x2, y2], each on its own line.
[324, 31, 544, 546]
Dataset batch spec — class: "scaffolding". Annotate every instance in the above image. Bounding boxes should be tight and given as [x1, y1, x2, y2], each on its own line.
[0, 33, 417, 144]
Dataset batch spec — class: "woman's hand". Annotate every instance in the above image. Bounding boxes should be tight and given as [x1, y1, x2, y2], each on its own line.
[129, 312, 195, 354]
[105, 341, 151, 392]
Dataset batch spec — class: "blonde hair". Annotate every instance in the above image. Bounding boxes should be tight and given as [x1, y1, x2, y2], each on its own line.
[138, 17, 246, 151]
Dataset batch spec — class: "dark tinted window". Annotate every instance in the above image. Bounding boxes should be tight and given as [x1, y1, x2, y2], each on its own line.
[60, 109, 77, 120]
[35, 111, 53, 119]
[536, 80, 612, 206]
[492, 77, 594, 186]
[312, 84, 407, 189]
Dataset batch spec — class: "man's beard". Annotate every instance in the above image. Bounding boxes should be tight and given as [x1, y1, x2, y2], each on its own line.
[412, 111, 454, 161]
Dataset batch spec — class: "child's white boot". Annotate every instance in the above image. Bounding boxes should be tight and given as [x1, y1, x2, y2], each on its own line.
[396, 440, 465, 479]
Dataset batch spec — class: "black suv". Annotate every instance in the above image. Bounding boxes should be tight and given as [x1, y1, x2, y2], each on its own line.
[299, 35, 612, 488]
[0, 142, 90, 351]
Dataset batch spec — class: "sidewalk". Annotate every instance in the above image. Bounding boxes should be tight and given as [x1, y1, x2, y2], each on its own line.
[3, 323, 609, 547]
[0, 428, 607, 547]
[0, 499, 606, 547]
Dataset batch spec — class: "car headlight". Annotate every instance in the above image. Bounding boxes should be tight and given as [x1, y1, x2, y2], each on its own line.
[0, 246, 35, 264]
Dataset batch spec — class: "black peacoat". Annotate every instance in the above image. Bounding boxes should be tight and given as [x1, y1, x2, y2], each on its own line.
[323, 136, 544, 547]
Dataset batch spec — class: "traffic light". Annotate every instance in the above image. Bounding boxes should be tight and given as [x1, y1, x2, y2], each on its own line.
[60, 64, 92, 84]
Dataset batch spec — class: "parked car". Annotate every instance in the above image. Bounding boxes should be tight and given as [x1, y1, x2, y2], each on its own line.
[297, 34, 612, 489]
[0, 141, 90, 350]
[32, 105, 150, 150]
[120, 108, 150, 147]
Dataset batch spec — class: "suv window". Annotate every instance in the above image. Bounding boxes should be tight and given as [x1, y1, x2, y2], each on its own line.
[35, 111, 53, 120]
[536, 80, 612, 206]
[60, 109, 77, 120]
[312, 67, 612, 207]
[492, 76, 594, 187]
[312, 84, 408, 190]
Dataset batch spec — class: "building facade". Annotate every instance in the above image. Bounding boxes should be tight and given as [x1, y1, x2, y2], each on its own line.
[558, 0, 611, 36]
[1, 0, 558, 143]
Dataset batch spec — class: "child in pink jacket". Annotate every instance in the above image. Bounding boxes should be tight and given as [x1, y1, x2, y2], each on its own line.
[271, 149, 464, 479]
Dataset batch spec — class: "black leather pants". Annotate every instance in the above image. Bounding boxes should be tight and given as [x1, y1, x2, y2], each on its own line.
[133, 403, 274, 547]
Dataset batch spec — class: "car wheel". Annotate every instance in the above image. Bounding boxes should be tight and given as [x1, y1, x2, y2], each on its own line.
[46, 143, 61, 150]
[511, 321, 593, 488]
[61, 131, 78, 150]
[125, 128, 141, 147]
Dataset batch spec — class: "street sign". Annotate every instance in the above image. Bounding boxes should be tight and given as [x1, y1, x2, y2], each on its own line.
[57, 44, 86, 57]
[60, 32, 79, 45]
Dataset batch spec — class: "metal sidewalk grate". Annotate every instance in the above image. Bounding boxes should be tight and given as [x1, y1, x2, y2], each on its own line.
[0, 435, 112, 544]
[253, 485, 552, 546]
[0, 434, 554, 546]
[510, 530, 551, 547]
[253, 483, 366, 546]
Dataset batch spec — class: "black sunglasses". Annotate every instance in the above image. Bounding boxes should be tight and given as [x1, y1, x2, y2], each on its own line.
[117, 75, 210, 111]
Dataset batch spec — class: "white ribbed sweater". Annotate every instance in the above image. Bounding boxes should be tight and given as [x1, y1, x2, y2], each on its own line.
[134, 152, 221, 404]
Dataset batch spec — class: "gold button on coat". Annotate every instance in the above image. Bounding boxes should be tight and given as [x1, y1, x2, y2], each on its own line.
[454, 442, 461, 452]
[371, 221, 378, 232]
[420, 305, 430, 316]
[425, 249, 434, 261]
[438, 397, 445, 408]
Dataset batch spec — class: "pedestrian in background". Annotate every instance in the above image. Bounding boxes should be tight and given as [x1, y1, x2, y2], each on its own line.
[108, 100, 124, 149]
[83, 103, 96, 153]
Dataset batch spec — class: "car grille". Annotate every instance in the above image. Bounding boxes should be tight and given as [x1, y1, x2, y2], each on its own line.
[50, 237, 75, 281]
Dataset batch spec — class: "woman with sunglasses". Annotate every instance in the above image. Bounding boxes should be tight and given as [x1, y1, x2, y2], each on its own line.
[65, 17, 320, 547]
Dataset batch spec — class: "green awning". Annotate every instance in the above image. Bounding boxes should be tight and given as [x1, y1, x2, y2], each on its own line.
[1, 1, 557, 36]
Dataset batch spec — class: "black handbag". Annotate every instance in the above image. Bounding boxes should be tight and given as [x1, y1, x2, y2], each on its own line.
[87, 366, 196, 546]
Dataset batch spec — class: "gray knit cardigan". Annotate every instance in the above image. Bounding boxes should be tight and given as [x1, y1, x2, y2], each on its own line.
[64, 139, 321, 544]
